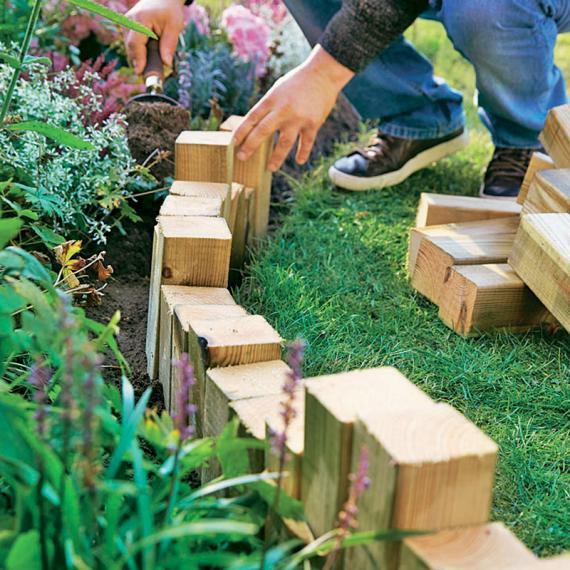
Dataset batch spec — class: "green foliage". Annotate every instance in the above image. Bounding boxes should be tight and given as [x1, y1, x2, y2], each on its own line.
[0, 61, 154, 243]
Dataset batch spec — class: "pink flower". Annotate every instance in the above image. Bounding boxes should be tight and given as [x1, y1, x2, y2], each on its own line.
[221, 5, 271, 76]
[184, 3, 210, 36]
[243, 0, 288, 25]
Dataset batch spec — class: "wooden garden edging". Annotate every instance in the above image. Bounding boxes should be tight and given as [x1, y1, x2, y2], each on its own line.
[145, 108, 570, 568]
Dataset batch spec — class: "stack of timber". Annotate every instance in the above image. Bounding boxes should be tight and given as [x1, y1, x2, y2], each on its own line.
[509, 213, 569, 331]
[540, 103, 570, 168]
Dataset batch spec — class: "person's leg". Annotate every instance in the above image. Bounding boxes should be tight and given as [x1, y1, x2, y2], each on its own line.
[284, 0, 464, 139]
[440, 0, 568, 149]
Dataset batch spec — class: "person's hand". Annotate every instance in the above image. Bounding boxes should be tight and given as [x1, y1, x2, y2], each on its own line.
[234, 46, 354, 172]
[125, 0, 186, 74]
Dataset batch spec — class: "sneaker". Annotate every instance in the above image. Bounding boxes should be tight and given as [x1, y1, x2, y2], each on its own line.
[328, 128, 469, 191]
[480, 147, 536, 200]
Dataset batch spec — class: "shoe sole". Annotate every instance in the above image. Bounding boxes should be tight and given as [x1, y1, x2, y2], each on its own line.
[478, 185, 520, 201]
[328, 131, 470, 192]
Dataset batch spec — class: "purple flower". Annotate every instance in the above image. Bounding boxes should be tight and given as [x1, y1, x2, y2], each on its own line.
[269, 340, 305, 457]
[177, 56, 192, 110]
[28, 360, 52, 438]
[172, 353, 197, 443]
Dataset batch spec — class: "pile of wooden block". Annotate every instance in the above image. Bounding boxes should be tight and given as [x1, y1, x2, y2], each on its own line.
[144, 113, 569, 569]
[408, 104, 569, 336]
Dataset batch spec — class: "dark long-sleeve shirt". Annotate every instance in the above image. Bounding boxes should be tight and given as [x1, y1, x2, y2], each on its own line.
[319, 0, 429, 72]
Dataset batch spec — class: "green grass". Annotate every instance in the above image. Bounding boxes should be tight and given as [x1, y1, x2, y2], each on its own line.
[237, 21, 570, 555]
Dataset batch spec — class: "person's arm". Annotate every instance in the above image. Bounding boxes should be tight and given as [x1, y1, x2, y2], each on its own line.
[125, 0, 187, 74]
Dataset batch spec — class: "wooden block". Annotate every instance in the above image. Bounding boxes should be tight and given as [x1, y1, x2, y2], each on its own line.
[217, 114, 273, 240]
[408, 217, 519, 306]
[158, 286, 236, 408]
[438, 264, 551, 336]
[303, 367, 434, 538]
[518, 152, 555, 205]
[231, 390, 302, 473]
[159, 194, 224, 218]
[228, 184, 251, 272]
[415, 193, 520, 228]
[146, 225, 165, 379]
[171, 304, 249, 419]
[175, 131, 234, 185]
[158, 215, 232, 288]
[204, 360, 291, 438]
[170, 180, 230, 201]
[220, 114, 244, 132]
[509, 213, 570, 331]
[399, 523, 537, 570]
[522, 169, 570, 215]
[175, 311, 282, 433]
[351, 404, 498, 570]
[540, 104, 570, 168]
[265, 396, 305, 500]
[516, 555, 570, 569]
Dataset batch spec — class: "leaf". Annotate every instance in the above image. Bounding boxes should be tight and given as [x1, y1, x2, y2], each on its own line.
[0, 52, 20, 69]
[6, 530, 53, 570]
[65, 0, 158, 38]
[31, 225, 66, 247]
[3, 122, 94, 151]
[0, 219, 22, 249]
[23, 56, 52, 67]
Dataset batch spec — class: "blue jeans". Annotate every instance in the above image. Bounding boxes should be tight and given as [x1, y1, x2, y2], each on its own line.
[284, 0, 570, 148]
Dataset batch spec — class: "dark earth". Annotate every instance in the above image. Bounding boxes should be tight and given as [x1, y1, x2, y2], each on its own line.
[87, 96, 360, 407]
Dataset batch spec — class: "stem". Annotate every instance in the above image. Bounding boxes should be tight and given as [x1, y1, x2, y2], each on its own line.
[159, 443, 182, 557]
[37, 456, 50, 570]
[0, 0, 43, 123]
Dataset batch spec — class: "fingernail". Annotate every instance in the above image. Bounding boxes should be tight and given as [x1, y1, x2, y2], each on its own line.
[237, 151, 247, 161]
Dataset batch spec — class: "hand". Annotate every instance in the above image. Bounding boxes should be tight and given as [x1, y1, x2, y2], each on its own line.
[234, 46, 354, 172]
[125, 0, 186, 74]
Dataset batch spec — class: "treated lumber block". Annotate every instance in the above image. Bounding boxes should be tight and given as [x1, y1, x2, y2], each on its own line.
[220, 114, 244, 132]
[228, 184, 252, 271]
[157, 215, 232, 288]
[230, 390, 302, 473]
[516, 555, 570, 569]
[217, 114, 273, 240]
[415, 193, 520, 228]
[265, 396, 305, 500]
[351, 404, 498, 570]
[159, 194, 224, 218]
[146, 225, 165, 379]
[174, 311, 282, 433]
[204, 360, 291, 438]
[540, 104, 570, 168]
[509, 213, 570, 331]
[175, 131, 234, 186]
[522, 169, 570, 215]
[303, 367, 434, 538]
[438, 264, 551, 336]
[170, 304, 249, 420]
[399, 523, 537, 570]
[408, 217, 519, 306]
[518, 152, 555, 205]
[158, 286, 236, 408]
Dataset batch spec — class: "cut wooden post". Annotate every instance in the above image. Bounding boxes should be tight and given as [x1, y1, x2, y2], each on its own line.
[230, 390, 302, 473]
[218, 114, 273, 240]
[175, 131, 234, 185]
[170, 305, 249, 420]
[399, 523, 537, 570]
[173, 310, 282, 433]
[159, 194, 224, 218]
[415, 193, 520, 228]
[265, 397, 305, 500]
[408, 217, 519, 306]
[540, 104, 570, 168]
[351, 404, 498, 570]
[204, 360, 291, 438]
[438, 264, 552, 336]
[518, 152, 555, 205]
[517, 555, 570, 569]
[509, 213, 570, 331]
[522, 169, 570, 215]
[303, 367, 434, 538]
[228, 184, 252, 272]
[146, 224, 165, 379]
[158, 216, 232, 288]
[158, 286, 236, 408]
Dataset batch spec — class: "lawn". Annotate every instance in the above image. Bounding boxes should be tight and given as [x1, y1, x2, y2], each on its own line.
[237, 20, 570, 555]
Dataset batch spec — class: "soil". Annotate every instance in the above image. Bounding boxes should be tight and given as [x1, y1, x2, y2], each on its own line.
[88, 96, 360, 405]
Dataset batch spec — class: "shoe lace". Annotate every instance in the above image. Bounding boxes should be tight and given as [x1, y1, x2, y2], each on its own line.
[485, 147, 534, 183]
[356, 132, 399, 160]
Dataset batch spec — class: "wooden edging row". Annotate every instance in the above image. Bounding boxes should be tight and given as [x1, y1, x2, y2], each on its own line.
[144, 111, 570, 569]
